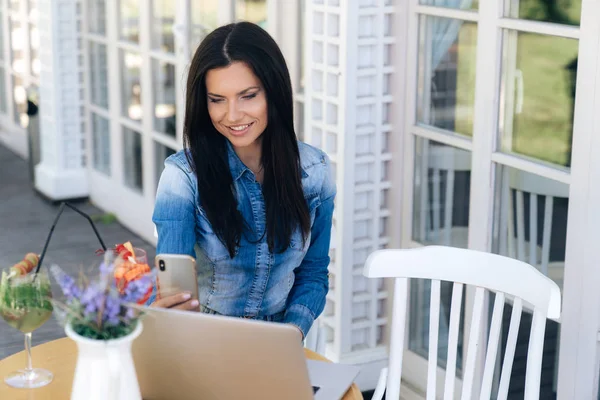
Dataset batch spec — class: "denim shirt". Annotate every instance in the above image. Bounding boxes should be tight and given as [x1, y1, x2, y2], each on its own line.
[150, 140, 336, 338]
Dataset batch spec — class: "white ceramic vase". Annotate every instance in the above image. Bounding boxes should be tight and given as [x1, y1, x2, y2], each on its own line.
[65, 321, 143, 400]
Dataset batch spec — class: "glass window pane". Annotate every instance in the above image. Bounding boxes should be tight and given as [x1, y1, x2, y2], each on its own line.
[9, 0, 22, 13]
[420, 0, 478, 10]
[28, 0, 38, 20]
[0, 9, 4, 61]
[89, 42, 109, 109]
[151, 0, 175, 53]
[91, 113, 111, 176]
[30, 24, 39, 77]
[119, 0, 139, 43]
[10, 19, 26, 75]
[123, 126, 143, 192]
[491, 164, 567, 397]
[417, 16, 477, 137]
[298, 0, 306, 94]
[492, 165, 568, 290]
[295, 100, 304, 141]
[88, 0, 107, 35]
[12, 74, 25, 125]
[191, 1, 219, 54]
[120, 50, 142, 121]
[154, 141, 176, 191]
[504, 0, 581, 26]
[0, 67, 7, 114]
[235, 0, 267, 29]
[152, 59, 176, 137]
[412, 137, 471, 248]
[499, 31, 578, 168]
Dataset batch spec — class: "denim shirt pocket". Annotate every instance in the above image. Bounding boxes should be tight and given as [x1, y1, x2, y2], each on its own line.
[290, 194, 321, 252]
[195, 206, 236, 262]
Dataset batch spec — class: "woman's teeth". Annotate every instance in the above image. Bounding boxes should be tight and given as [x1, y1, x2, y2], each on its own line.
[230, 124, 250, 131]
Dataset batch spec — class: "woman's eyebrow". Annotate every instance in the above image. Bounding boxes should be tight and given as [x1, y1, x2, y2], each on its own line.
[207, 86, 261, 98]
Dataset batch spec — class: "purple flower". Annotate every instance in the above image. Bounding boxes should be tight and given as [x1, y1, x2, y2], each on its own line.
[50, 265, 81, 301]
[103, 294, 122, 326]
[80, 283, 104, 315]
[122, 275, 152, 303]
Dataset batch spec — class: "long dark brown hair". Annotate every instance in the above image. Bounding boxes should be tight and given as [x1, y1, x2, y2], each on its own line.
[183, 22, 310, 257]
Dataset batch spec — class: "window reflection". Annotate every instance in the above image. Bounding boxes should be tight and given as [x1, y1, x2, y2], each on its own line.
[30, 24, 39, 77]
[191, 0, 219, 54]
[492, 165, 568, 289]
[123, 126, 144, 192]
[417, 16, 477, 137]
[12, 75, 26, 126]
[0, 9, 3, 61]
[119, 0, 139, 43]
[504, 0, 581, 26]
[420, 0, 478, 10]
[499, 32, 578, 168]
[152, 59, 176, 137]
[151, 0, 175, 53]
[10, 19, 26, 76]
[154, 142, 176, 191]
[28, 0, 38, 20]
[88, 0, 107, 35]
[91, 113, 111, 176]
[89, 42, 109, 109]
[236, 0, 267, 29]
[0, 67, 7, 114]
[120, 50, 142, 121]
[412, 137, 471, 248]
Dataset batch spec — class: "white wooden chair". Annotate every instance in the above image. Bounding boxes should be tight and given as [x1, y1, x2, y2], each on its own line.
[363, 246, 561, 400]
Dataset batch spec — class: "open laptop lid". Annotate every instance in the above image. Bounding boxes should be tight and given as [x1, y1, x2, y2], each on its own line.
[131, 306, 315, 400]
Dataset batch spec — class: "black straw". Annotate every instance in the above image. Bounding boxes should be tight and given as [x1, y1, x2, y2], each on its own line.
[34, 202, 108, 277]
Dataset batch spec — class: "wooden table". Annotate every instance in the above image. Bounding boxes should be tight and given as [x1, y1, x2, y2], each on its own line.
[0, 338, 363, 399]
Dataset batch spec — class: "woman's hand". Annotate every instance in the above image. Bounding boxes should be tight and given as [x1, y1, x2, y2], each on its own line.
[150, 292, 200, 311]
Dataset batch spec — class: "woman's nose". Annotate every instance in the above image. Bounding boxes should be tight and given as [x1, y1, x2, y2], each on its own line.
[227, 101, 243, 122]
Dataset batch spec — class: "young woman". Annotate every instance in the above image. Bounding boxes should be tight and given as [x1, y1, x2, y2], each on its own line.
[149, 22, 336, 339]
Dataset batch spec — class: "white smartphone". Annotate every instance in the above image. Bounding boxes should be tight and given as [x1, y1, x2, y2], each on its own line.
[155, 254, 199, 301]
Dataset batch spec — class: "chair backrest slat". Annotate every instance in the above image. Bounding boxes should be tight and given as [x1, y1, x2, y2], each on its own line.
[479, 293, 506, 399]
[524, 310, 547, 400]
[497, 298, 523, 400]
[443, 282, 464, 400]
[460, 287, 485, 400]
[386, 277, 409, 400]
[427, 280, 442, 400]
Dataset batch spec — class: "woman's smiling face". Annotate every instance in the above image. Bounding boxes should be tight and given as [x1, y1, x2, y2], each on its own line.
[205, 62, 268, 151]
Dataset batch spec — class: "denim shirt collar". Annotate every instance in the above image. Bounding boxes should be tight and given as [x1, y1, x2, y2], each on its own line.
[226, 140, 309, 181]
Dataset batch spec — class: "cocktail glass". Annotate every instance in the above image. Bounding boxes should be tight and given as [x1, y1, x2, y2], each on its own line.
[0, 269, 54, 388]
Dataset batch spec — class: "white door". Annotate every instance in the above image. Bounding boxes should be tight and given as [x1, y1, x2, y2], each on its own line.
[399, 0, 585, 397]
[84, 0, 222, 243]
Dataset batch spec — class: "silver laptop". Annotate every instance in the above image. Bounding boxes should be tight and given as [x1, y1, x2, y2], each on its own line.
[131, 306, 360, 400]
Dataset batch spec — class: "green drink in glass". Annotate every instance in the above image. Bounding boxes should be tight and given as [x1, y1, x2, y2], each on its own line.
[0, 269, 54, 388]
